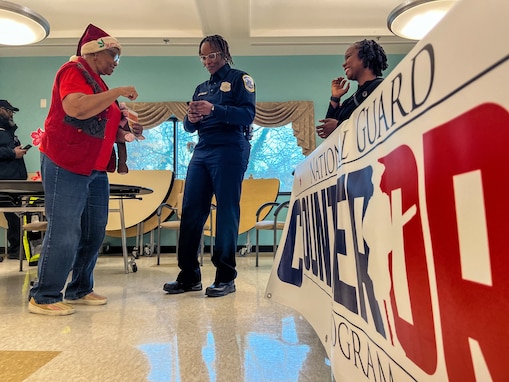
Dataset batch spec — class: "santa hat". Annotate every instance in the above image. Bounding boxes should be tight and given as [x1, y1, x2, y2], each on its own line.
[76, 24, 121, 56]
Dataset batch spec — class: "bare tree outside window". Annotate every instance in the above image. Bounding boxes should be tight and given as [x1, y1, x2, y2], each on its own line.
[247, 124, 304, 191]
[124, 121, 304, 191]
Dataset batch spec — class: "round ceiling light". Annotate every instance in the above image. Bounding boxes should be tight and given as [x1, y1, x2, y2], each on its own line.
[387, 0, 456, 40]
[0, 0, 50, 45]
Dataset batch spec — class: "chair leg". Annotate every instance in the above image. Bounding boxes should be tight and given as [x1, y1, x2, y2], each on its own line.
[157, 226, 161, 265]
[207, 206, 214, 261]
[255, 228, 259, 267]
[210, 234, 214, 257]
[273, 226, 278, 257]
[200, 232, 204, 266]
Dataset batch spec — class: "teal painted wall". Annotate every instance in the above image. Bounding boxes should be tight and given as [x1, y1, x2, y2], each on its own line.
[0, 53, 405, 251]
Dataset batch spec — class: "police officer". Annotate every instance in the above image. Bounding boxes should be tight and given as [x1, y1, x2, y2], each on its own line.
[0, 100, 28, 261]
[163, 35, 256, 297]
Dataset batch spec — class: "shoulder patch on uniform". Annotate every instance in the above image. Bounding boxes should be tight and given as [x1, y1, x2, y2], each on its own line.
[242, 75, 255, 92]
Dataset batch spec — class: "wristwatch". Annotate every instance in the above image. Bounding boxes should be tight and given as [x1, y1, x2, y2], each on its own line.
[330, 96, 340, 103]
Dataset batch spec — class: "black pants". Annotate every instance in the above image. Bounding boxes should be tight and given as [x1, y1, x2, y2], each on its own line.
[4, 212, 21, 256]
[177, 137, 250, 284]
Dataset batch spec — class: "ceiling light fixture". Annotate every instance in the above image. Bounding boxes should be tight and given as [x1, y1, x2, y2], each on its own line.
[0, 0, 50, 45]
[387, 0, 456, 40]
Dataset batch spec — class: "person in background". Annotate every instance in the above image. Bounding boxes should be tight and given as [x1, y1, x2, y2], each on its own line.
[28, 24, 141, 315]
[163, 34, 255, 297]
[316, 39, 388, 139]
[0, 100, 28, 262]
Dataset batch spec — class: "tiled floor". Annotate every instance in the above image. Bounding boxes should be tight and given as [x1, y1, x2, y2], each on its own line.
[0, 253, 333, 381]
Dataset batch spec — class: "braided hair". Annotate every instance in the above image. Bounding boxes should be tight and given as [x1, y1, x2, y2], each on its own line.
[353, 39, 388, 77]
[199, 35, 233, 65]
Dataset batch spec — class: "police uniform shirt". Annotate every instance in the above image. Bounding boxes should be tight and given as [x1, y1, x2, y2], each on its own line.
[184, 63, 256, 140]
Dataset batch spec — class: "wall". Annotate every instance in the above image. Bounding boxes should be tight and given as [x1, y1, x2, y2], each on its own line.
[0, 53, 405, 250]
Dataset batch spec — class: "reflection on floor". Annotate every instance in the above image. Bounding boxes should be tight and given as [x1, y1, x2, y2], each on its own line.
[0, 253, 334, 381]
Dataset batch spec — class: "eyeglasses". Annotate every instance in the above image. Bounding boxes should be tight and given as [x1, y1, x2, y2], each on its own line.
[104, 49, 120, 63]
[199, 51, 221, 62]
[0, 107, 13, 114]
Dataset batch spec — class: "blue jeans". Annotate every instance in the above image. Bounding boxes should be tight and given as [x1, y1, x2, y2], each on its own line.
[30, 153, 109, 304]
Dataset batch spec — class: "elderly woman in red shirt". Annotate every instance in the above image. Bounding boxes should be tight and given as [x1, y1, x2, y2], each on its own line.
[28, 24, 141, 316]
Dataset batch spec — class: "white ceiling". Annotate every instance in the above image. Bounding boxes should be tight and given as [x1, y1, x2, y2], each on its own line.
[0, 0, 417, 57]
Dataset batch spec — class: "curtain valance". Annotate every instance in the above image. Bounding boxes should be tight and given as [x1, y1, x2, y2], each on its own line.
[126, 100, 316, 155]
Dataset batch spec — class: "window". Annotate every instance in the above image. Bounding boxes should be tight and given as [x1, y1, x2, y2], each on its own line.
[122, 120, 196, 179]
[123, 121, 304, 191]
[247, 124, 304, 191]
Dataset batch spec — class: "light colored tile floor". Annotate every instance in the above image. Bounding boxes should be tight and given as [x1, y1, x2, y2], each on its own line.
[0, 253, 333, 382]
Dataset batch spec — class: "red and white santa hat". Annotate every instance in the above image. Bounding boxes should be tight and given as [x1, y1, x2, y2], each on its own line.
[74, 24, 121, 57]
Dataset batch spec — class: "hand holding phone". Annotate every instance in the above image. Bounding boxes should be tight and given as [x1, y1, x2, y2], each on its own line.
[22, 144, 32, 151]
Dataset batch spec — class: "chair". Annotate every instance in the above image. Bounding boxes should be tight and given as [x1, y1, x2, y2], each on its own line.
[254, 200, 290, 267]
[156, 192, 213, 266]
[21, 215, 47, 265]
[0, 216, 46, 263]
[22, 220, 47, 233]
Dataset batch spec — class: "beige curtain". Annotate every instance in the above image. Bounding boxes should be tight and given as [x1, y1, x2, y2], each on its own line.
[126, 100, 316, 155]
[254, 101, 315, 156]
[125, 102, 188, 128]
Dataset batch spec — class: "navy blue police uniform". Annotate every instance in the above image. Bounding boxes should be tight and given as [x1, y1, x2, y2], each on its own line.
[178, 63, 256, 285]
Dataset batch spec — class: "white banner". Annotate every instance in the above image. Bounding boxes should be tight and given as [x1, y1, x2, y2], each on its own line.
[266, 0, 509, 380]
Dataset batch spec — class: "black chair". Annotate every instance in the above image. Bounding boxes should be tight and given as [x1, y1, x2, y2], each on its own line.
[254, 200, 289, 267]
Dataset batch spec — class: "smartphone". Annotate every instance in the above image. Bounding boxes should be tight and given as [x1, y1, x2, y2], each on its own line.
[22, 144, 32, 150]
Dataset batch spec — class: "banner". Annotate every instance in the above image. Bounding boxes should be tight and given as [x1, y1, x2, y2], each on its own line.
[265, 0, 509, 380]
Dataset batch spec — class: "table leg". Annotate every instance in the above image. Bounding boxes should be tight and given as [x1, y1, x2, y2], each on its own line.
[19, 214, 24, 272]
[118, 199, 129, 274]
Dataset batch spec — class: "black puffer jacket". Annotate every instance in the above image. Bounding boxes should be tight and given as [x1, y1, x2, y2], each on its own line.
[0, 116, 28, 180]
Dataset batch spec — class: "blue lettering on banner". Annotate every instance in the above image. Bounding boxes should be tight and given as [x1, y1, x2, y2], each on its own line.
[278, 165, 386, 337]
